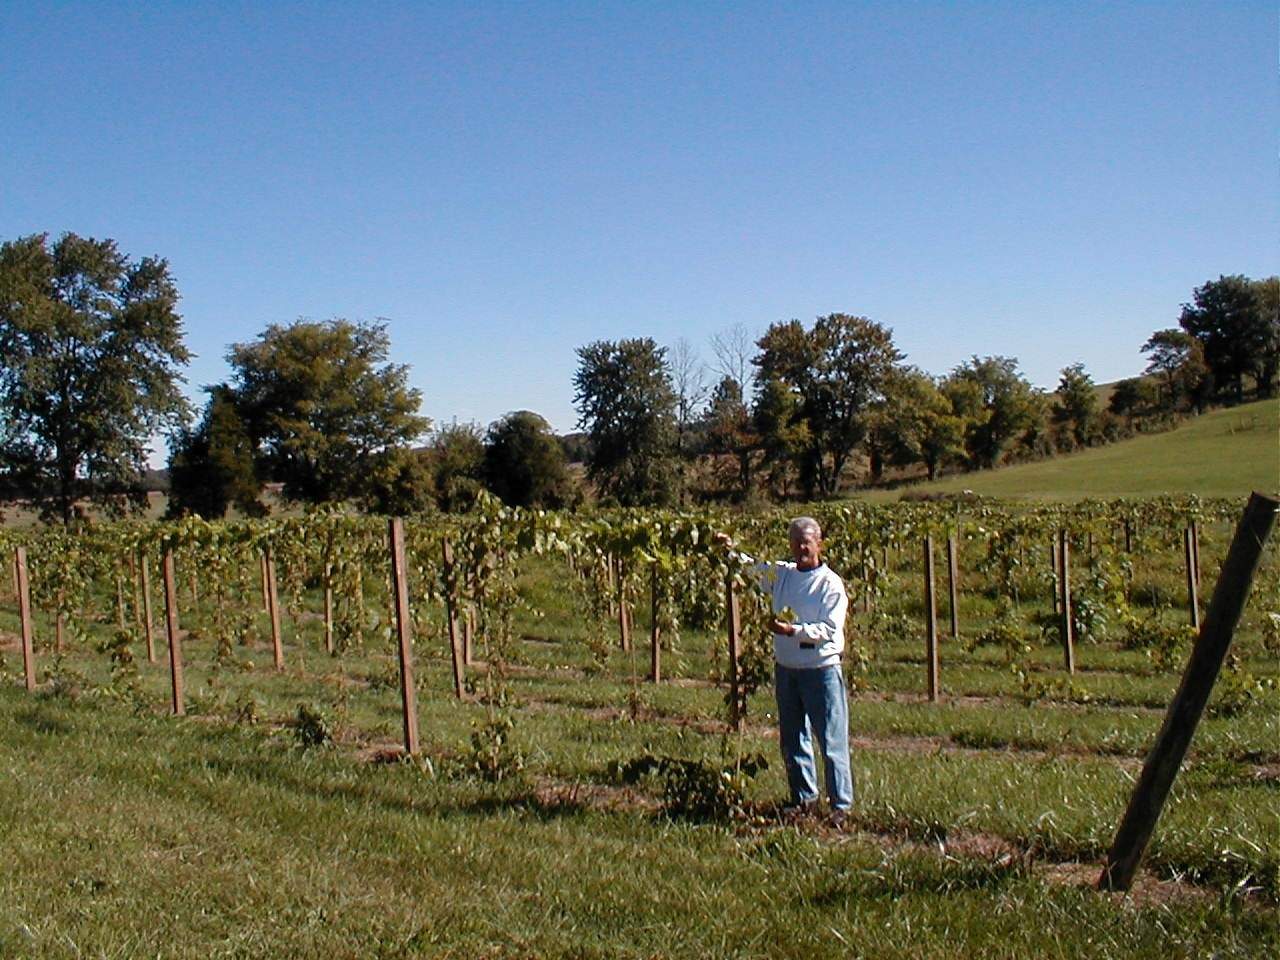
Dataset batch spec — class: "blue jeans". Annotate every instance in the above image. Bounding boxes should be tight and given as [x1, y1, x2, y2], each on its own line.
[774, 663, 854, 810]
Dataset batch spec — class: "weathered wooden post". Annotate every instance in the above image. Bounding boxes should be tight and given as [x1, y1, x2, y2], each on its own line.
[1184, 527, 1200, 630]
[14, 547, 36, 691]
[162, 549, 185, 716]
[649, 566, 661, 684]
[946, 533, 960, 641]
[388, 518, 420, 756]
[263, 544, 284, 671]
[1099, 492, 1278, 892]
[440, 538, 466, 699]
[924, 536, 940, 702]
[140, 550, 156, 663]
[463, 605, 475, 666]
[1049, 536, 1060, 616]
[617, 558, 631, 652]
[323, 562, 334, 655]
[1058, 529, 1075, 675]
[115, 572, 127, 631]
[259, 551, 270, 614]
[1190, 518, 1201, 587]
[725, 570, 741, 731]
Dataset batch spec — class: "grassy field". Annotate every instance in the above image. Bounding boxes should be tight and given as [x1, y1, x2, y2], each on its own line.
[1, 511, 1276, 958]
[862, 398, 1277, 502]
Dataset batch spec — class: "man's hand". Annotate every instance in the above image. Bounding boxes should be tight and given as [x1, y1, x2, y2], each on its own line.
[713, 532, 734, 550]
[770, 619, 797, 636]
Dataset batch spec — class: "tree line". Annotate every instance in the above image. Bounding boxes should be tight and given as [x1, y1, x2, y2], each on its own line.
[1, 231, 1274, 522]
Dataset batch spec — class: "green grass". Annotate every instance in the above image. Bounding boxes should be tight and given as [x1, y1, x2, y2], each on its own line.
[861, 398, 1278, 501]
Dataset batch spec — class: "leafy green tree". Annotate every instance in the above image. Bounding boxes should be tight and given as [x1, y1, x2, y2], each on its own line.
[361, 446, 436, 516]
[1107, 377, 1158, 419]
[872, 368, 966, 482]
[702, 375, 757, 500]
[1052, 363, 1099, 449]
[0, 232, 191, 524]
[429, 421, 485, 513]
[573, 338, 678, 506]
[227, 319, 429, 503]
[167, 385, 263, 518]
[754, 314, 903, 496]
[1178, 275, 1266, 402]
[1142, 329, 1209, 412]
[1253, 276, 1279, 398]
[943, 356, 1041, 469]
[752, 376, 809, 500]
[483, 410, 576, 509]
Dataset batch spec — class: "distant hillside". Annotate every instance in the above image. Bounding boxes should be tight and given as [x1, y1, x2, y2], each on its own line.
[860, 398, 1278, 502]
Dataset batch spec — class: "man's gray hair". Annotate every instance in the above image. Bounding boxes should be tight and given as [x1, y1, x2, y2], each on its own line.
[788, 516, 821, 540]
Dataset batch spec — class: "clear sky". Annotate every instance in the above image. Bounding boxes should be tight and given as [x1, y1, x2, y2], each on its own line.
[2, 1, 1275, 459]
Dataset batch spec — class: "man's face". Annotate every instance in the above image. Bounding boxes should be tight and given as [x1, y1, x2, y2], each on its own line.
[790, 528, 821, 570]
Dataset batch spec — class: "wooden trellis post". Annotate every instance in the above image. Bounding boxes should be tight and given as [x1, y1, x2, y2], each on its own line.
[1058, 530, 1075, 675]
[441, 538, 466, 699]
[263, 545, 284, 671]
[649, 566, 661, 684]
[463, 605, 475, 666]
[924, 536, 940, 702]
[14, 547, 36, 691]
[725, 571, 741, 731]
[323, 562, 334, 655]
[1100, 492, 1278, 892]
[617, 558, 631, 652]
[140, 550, 156, 663]
[1184, 528, 1200, 630]
[946, 533, 960, 641]
[1050, 536, 1060, 616]
[388, 518, 420, 756]
[162, 549, 185, 716]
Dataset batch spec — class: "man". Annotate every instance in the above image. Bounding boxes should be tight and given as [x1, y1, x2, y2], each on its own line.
[717, 517, 853, 821]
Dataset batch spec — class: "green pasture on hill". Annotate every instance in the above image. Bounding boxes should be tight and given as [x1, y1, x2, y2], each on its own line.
[863, 398, 1278, 502]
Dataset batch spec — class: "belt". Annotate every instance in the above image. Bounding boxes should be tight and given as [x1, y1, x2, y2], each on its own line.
[798, 641, 815, 649]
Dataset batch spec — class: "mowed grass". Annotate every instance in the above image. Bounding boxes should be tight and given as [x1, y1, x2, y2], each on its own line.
[861, 398, 1278, 501]
[1, 518, 1278, 958]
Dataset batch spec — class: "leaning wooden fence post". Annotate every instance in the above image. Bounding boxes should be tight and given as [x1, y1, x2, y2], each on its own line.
[649, 565, 661, 684]
[946, 533, 960, 641]
[923, 536, 940, 702]
[388, 518, 420, 756]
[162, 549, 185, 716]
[725, 570, 741, 731]
[1059, 529, 1075, 675]
[15, 547, 36, 691]
[263, 545, 284, 671]
[440, 538, 466, 699]
[140, 550, 156, 663]
[1183, 527, 1200, 630]
[1099, 492, 1278, 892]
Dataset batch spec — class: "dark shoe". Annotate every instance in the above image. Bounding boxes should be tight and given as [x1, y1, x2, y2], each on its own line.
[829, 809, 850, 830]
[779, 801, 817, 823]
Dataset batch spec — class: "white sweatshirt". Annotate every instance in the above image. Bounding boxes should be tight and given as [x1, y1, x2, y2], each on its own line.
[740, 554, 849, 670]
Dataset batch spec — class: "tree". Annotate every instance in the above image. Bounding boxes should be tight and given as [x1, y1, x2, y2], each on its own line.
[1107, 377, 1158, 420]
[702, 375, 758, 500]
[943, 356, 1041, 469]
[1178, 275, 1266, 402]
[0, 232, 191, 524]
[361, 447, 436, 516]
[167, 385, 263, 518]
[1052, 363, 1099, 449]
[1141, 329, 1209, 412]
[227, 319, 429, 503]
[752, 376, 809, 500]
[573, 338, 678, 506]
[754, 314, 903, 496]
[1253, 276, 1279, 398]
[668, 337, 709, 503]
[872, 368, 966, 482]
[483, 410, 575, 509]
[429, 421, 485, 513]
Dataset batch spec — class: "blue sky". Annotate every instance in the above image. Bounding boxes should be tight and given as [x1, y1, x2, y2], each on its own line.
[2, 1, 1275, 457]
